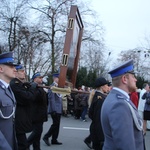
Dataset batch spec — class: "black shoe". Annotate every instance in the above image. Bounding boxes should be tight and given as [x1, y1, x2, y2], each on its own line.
[84, 139, 92, 149]
[51, 140, 62, 145]
[147, 128, 150, 131]
[43, 137, 50, 146]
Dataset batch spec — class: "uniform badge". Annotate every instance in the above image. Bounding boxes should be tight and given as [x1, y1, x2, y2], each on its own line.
[15, 81, 19, 84]
[97, 96, 102, 99]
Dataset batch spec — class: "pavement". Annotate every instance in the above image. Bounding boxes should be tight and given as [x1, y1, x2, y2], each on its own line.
[145, 129, 150, 150]
[28, 114, 91, 150]
[28, 114, 150, 150]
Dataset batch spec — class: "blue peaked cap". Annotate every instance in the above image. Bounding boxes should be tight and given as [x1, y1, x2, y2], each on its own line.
[0, 52, 17, 65]
[108, 60, 134, 78]
[15, 64, 24, 70]
[52, 73, 59, 78]
[32, 72, 43, 80]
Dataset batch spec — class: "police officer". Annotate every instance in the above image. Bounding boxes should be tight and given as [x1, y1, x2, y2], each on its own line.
[101, 60, 145, 150]
[10, 64, 37, 150]
[27, 72, 48, 150]
[43, 73, 63, 146]
[0, 52, 18, 150]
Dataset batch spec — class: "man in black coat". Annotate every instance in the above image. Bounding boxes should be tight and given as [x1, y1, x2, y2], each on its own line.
[10, 64, 37, 150]
[27, 72, 48, 150]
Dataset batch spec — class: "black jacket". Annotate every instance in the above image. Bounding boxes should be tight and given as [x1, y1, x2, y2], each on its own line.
[10, 78, 36, 133]
[89, 91, 107, 143]
[30, 82, 48, 123]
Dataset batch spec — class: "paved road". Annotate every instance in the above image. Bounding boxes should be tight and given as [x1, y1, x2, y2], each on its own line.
[145, 129, 150, 150]
[28, 114, 150, 150]
[29, 114, 91, 150]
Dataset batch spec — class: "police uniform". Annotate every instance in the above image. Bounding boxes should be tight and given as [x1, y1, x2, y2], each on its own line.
[10, 64, 36, 150]
[0, 52, 18, 150]
[101, 60, 145, 150]
[27, 72, 48, 150]
[43, 73, 63, 146]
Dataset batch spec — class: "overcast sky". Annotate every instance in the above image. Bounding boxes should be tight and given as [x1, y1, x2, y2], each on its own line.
[90, 0, 150, 56]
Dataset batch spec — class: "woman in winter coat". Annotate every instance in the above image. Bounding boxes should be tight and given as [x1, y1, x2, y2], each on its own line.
[89, 77, 109, 150]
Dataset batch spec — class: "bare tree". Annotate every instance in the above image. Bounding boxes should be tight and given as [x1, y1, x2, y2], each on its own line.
[117, 48, 150, 81]
[76, 1, 106, 76]
[28, 0, 106, 75]
[0, 0, 107, 81]
[0, 0, 29, 51]
[14, 25, 52, 78]
[27, 0, 74, 74]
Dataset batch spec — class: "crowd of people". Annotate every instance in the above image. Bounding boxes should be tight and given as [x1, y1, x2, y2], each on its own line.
[0, 51, 148, 150]
[0, 52, 63, 150]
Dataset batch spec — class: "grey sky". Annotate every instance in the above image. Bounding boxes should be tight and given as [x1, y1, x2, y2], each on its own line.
[91, 0, 150, 55]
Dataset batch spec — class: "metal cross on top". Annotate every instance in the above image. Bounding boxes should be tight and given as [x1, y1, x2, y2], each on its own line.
[58, 5, 84, 88]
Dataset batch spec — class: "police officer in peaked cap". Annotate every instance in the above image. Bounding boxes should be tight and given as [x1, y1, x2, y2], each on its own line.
[101, 60, 145, 150]
[10, 63, 38, 150]
[0, 52, 18, 150]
